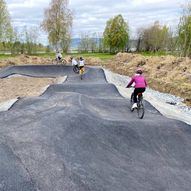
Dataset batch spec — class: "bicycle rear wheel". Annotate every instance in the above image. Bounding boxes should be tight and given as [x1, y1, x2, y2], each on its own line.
[73, 66, 79, 73]
[137, 102, 144, 119]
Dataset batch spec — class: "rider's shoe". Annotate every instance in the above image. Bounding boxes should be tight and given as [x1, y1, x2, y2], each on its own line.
[131, 103, 137, 111]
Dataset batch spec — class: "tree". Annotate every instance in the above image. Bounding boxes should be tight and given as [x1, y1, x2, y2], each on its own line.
[137, 21, 171, 52]
[103, 14, 129, 53]
[0, 0, 13, 42]
[24, 26, 39, 54]
[78, 32, 98, 53]
[178, 2, 191, 57]
[78, 33, 90, 53]
[41, 0, 73, 52]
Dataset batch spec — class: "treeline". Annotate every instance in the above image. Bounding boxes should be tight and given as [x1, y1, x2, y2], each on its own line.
[77, 19, 171, 54]
[0, 27, 49, 54]
[76, 2, 191, 57]
[1, 0, 191, 57]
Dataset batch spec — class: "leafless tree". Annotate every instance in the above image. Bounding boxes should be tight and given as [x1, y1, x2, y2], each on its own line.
[0, 0, 13, 42]
[41, 0, 73, 52]
[78, 32, 98, 53]
[137, 21, 171, 52]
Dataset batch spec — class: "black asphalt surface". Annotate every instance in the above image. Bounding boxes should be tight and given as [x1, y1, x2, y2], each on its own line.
[0, 65, 191, 191]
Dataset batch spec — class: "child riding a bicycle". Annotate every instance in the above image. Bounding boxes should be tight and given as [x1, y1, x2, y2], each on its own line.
[70, 56, 78, 65]
[79, 57, 85, 79]
[56, 51, 63, 62]
[126, 68, 147, 110]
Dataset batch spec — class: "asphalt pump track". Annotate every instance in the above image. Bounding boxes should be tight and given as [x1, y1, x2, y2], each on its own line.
[0, 65, 191, 191]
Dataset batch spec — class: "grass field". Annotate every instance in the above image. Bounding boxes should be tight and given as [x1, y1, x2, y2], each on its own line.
[24, 52, 115, 60]
[0, 51, 172, 60]
[140, 51, 168, 56]
[67, 53, 115, 60]
[0, 54, 17, 60]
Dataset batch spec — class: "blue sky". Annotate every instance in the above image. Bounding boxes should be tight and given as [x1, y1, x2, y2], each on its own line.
[6, 0, 183, 44]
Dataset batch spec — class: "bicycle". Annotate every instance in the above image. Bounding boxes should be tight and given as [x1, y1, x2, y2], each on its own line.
[53, 58, 68, 65]
[130, 92, 145, 119]
[73, 65, 79, 73]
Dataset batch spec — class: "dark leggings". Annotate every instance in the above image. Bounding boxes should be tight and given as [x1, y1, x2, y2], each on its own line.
[133, 88, 145, 103]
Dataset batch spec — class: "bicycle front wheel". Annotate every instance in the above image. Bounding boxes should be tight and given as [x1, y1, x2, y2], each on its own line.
[130, 93, 134, 104]
[137, 103, 144, 119]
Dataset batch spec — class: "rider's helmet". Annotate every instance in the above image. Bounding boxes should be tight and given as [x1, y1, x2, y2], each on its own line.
[80, 57, 83, 60]
[136, 68, 143, 74]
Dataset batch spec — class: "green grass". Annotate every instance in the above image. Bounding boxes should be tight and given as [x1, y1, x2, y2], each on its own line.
[0, 54, 17, 60]
[31, 52, 55, 58]
[31, 52, 115, 60]
[139, 51, 169, 56]
[67, 53, 115, 60]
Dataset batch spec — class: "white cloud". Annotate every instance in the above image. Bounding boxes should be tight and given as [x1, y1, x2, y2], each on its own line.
[6, 0, 183, 43]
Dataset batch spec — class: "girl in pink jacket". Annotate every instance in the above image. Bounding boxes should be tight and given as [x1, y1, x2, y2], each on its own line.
[126, 69, 147, 109]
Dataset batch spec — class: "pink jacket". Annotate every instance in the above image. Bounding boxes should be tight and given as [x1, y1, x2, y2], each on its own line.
[127, 74, 147, 88]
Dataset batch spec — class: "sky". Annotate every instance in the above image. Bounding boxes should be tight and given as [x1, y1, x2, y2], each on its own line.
[6, 0, 184, 44]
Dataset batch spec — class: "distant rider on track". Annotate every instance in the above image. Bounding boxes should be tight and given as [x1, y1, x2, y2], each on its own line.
[56, 51, 63, 63]
[70, 56, 79, 72]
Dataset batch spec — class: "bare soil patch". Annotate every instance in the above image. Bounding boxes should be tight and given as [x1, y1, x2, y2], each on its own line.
[0, 76, 57, 103]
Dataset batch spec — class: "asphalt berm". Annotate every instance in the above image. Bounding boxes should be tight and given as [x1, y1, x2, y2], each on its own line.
[0, 65, 191, 191]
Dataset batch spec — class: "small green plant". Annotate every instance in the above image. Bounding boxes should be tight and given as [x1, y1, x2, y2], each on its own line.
[140, 51, 168, 56]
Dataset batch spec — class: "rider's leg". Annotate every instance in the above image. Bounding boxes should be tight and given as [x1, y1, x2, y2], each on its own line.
[79, 66, 83, 75]
[134, 88, 145, 102]
[133, 89, 139, 103]
[132, 88, 145, 109]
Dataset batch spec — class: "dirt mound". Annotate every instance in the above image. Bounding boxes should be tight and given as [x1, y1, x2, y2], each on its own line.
[85, 57, 103, 66]
[0, 53, 190, 106]
[87, 53, 191, 106]
[0, 55, 52, 68]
